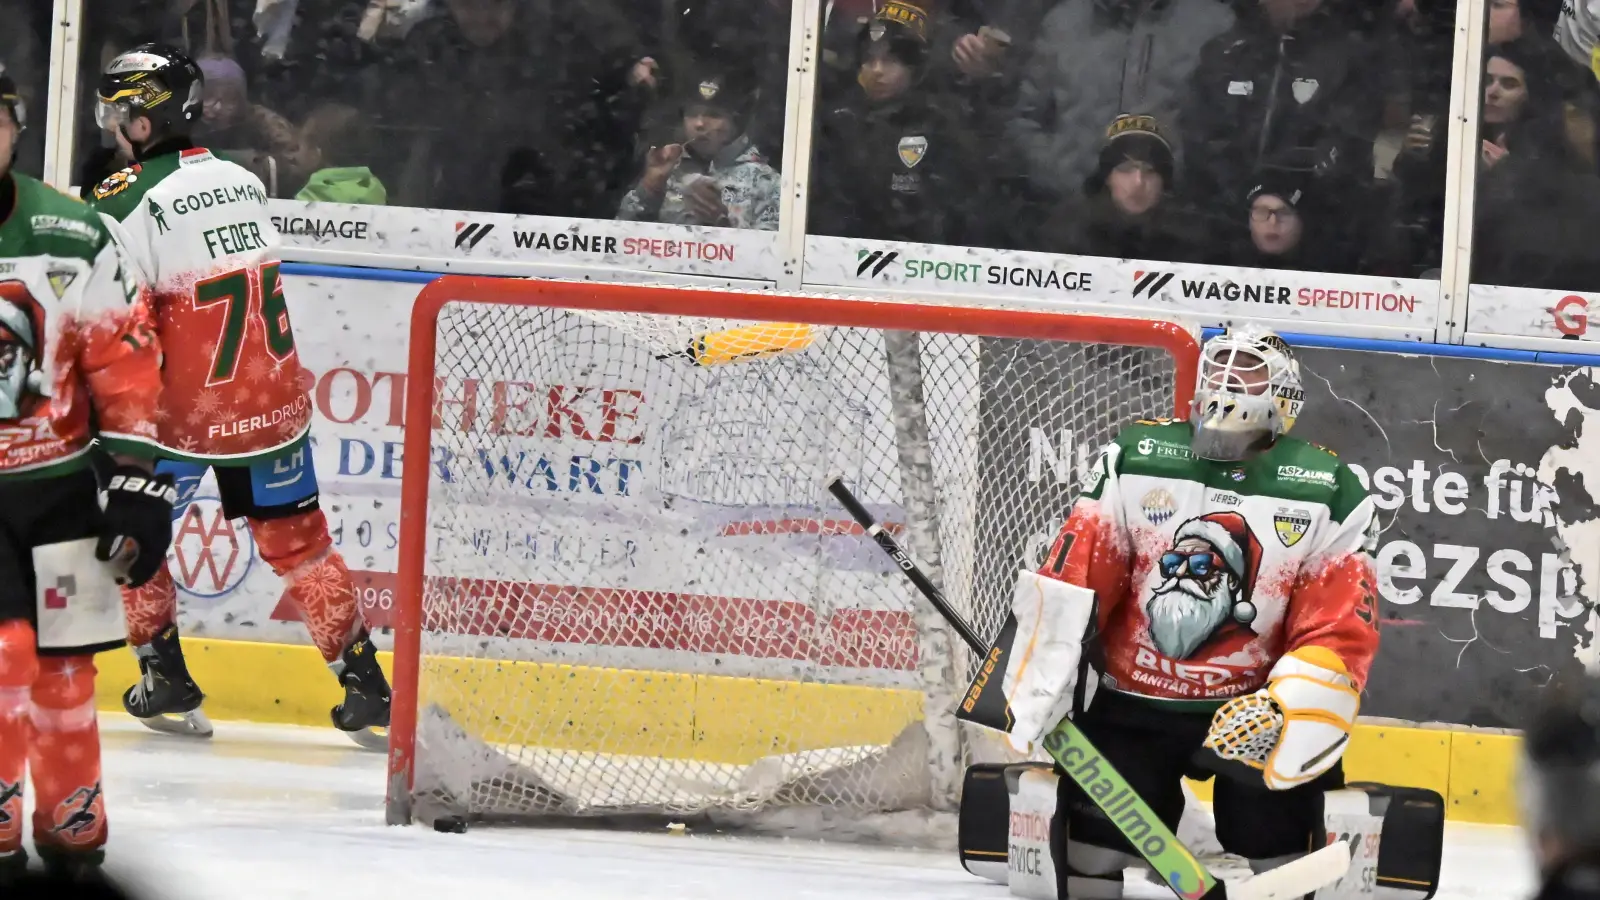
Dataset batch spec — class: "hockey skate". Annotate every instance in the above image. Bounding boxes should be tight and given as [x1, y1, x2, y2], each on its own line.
[0, 849, 26, 886]
[123, 625, 212, 738]
[36, 846, 110, 887]
[331, 629, 391, 752]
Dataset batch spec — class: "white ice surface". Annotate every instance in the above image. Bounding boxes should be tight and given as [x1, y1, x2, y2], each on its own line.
[51, 716, 1539, 899]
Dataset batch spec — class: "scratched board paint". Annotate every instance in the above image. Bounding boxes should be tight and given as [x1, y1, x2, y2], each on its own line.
[1289, 349, 1598, 728]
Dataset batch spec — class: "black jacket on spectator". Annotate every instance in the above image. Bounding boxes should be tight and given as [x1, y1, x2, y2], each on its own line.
[1008, 0, 1236, 198]
[1181, 5, 1381, 217]
[1473, 149, 1600, 291]
[809, 90, 987, 246]
[1044, 192, 1208, 262]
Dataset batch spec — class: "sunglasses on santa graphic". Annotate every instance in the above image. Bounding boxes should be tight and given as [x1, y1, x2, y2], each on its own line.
[1158, 550, 1228, 578]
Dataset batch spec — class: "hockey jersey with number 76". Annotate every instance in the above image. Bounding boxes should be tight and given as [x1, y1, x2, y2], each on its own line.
[91, 144, 310, 462]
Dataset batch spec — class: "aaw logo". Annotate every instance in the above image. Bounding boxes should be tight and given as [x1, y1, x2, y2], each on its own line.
[170, 496, 255, 598]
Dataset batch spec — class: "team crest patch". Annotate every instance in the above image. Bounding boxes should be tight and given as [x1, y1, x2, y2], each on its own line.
[92, 164, 141, 200]
[1140, 488, 1176, 525]
[1274, 511, 1312, 548]
[46, 267, 77, 299]
[898, 136, 927, 168]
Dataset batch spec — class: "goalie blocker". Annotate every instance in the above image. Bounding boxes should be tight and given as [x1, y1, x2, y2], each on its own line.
[959, 763, 1445, 900]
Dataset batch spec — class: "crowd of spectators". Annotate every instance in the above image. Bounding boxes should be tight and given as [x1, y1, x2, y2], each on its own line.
[29, 0, 1600, 288]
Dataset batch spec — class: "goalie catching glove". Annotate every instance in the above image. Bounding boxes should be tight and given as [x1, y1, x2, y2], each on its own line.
[955, 570, 1100, 752]
[98, 465, 178, 587]
[1201, 646, 1360, 790]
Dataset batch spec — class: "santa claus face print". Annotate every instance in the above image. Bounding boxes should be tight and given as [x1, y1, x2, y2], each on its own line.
[1146, 535, 1239, 659]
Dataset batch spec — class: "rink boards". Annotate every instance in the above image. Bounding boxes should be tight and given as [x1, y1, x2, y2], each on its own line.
[90, 638, 1518, 826]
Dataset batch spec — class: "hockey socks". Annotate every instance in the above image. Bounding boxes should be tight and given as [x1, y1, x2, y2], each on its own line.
[29, 656, 108, 857]
[0, 621, 36, 857]
[250, 511, 359, 664]
[121, 565, 177, 649]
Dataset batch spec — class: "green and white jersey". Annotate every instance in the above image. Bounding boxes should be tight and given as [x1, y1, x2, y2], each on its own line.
[0, 172, 160, 477]
[92, 145, 310, 462]
[1040, 420, 1380, 704]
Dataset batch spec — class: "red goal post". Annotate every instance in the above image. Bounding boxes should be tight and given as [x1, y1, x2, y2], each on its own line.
[388, 276, 1199, 831]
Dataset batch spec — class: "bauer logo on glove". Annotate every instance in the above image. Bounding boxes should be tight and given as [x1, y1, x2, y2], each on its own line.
[955, 569, 1100, 753]
[98, 465, 178, 587]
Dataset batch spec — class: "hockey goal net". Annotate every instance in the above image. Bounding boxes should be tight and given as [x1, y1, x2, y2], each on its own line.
[387, 277, 1198, 835]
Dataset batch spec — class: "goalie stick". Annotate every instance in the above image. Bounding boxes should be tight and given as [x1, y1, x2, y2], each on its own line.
[825, 476, 1350, 900]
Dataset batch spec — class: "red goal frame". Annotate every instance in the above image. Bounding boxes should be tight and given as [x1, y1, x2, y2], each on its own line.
[386, 276, 1200, 818]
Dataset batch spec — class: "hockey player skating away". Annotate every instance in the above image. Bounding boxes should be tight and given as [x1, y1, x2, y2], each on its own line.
[0, 74, 175, 882]
[87, 45, 390, 746]
[979, 327, 1380, 897]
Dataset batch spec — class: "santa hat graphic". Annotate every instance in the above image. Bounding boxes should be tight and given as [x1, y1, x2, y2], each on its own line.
[1173, 511, 1262, 625]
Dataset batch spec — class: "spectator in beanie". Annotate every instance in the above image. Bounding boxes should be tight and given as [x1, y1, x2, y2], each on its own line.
[193, 55, 319, 198]
[1043, 114, 1206, 261]
[1181, 0, 1382, 226]
[1007, 0, 1235, 200]
[809, 1, 991, 245]
[618, 71, 780, 230]
[1231, 152, 1356, 273]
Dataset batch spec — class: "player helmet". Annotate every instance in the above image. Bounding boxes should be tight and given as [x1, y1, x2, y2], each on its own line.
[1189, 326, 1304, 462]
[95, 44, 204, 136]
[0, 67, 24, 131]
[1519, 677, 1600, 873]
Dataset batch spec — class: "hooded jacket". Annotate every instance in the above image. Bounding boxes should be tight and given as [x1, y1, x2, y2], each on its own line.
[1007, 0, 1236, 197]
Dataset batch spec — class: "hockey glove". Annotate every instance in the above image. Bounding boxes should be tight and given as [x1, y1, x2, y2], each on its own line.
[98, 465, 178, 588]
[954, 571, 1100, 753]
[1199, 646, 1360, 790]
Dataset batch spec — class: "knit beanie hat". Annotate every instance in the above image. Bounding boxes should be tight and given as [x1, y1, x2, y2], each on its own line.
[858, 1, 931, 70]
[1089, 114, 1175, 193]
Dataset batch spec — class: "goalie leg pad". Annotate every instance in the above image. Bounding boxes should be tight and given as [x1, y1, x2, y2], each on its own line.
[958, 763, 1013, 884]
[1348, 783, 1446, 900]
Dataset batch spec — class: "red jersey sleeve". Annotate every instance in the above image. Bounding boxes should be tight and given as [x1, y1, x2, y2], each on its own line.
[72, 240, 162, 456]
[1280, 465, 1382, 687]
[1038, 441, 1134, 630]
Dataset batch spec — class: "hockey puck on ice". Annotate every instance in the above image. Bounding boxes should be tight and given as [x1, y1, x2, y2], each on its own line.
[434, 816, 468, 834]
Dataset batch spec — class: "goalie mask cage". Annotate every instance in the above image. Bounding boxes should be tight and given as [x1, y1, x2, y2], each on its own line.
[388, 276, 1199, 838]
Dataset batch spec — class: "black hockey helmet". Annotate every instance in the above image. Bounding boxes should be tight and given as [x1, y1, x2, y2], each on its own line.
[0, 65, 23, 131]
[95, 44, 204, 136]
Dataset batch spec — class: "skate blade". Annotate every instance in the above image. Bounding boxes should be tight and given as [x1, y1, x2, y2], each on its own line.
[343, 726, 388, 752]
[134, 708, 213, 738]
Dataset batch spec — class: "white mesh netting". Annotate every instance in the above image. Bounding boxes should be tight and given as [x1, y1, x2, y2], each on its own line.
[395, 292, 1190, 840]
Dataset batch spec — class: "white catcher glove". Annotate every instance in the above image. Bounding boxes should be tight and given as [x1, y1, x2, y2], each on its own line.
[1200, 647, 1360, 790]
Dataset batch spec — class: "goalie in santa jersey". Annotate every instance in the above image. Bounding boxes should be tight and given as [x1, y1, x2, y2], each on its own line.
[966, 327, 1381, 898]
[87, 45, 389, 745]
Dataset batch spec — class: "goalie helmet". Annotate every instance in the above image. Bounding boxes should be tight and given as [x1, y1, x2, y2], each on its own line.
[1189, 326, 1303, 462]
[0, 67, 23, 132]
